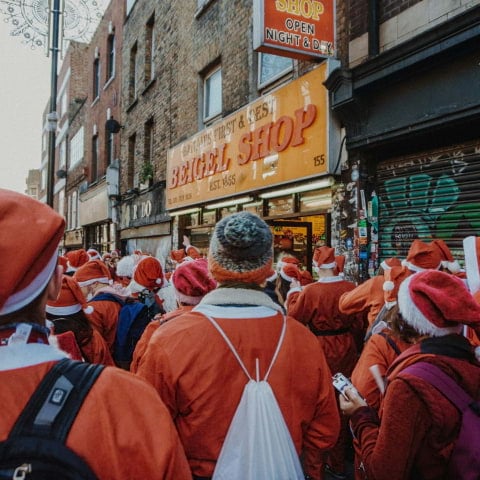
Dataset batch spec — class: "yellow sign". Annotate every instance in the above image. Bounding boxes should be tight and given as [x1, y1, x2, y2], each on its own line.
[167, 65, 328, 210]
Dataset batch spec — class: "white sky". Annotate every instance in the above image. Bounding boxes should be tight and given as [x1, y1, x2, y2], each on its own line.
[0, 19, 51, 194]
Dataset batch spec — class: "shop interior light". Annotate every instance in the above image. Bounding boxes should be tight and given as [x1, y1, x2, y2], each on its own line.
[169, 207, 201, 216]
[259, 177, 334, 199]
[205, 196, 254, 209]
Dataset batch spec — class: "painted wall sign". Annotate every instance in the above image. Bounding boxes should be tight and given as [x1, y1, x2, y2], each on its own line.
[253, 0, 335, 60]
[167, 65, 329, 210]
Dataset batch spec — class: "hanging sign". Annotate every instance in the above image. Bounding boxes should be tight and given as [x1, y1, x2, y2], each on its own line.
[253, 0, 335, 60]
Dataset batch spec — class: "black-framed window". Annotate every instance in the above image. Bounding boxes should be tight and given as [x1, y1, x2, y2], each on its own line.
[106, 34, 115, 80]
[129, 43, 138, 103]
[145, 15, 155, 84]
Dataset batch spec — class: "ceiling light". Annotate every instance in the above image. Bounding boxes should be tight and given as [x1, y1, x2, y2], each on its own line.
[259, 177, 334, 199]
[169, 207, 201, 216]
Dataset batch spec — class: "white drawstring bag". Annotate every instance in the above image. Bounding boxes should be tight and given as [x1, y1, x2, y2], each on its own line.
[202, 313, 305, 480]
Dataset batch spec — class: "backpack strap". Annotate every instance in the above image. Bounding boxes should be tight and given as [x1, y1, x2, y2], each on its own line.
[377, 331, 402, 356]
[200, 313, 286, 382]
[401, 362, 473, 412]
[89, 293, 125, 306]
[9, 359, 104, 442]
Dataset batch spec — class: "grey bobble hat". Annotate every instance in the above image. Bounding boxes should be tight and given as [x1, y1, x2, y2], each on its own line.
[208, 212, 273, 284]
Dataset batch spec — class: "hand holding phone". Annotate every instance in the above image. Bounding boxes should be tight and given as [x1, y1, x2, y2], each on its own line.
[332, 372, 360, 400]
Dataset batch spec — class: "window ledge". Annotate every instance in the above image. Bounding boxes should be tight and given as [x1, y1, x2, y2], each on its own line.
[104, 75, 116, 90]
[194, 0, 215, 18]
[142, 77, 156, 96]
[126, 97, 138, 113]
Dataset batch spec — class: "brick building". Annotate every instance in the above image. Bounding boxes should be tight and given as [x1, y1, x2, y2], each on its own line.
[326, 0, 480, 273]
[119, 0, 344, 275]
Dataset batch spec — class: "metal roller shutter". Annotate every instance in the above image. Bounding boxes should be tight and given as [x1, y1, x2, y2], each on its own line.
[376, 142, 480, 263]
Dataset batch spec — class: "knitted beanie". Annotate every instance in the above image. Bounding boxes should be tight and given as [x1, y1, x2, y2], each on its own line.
[208, 212, 273, 284]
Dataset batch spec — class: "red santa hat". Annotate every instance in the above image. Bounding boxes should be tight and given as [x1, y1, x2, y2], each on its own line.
[185, 245, 201, 260]
[279, 264, 301, 283]
[276, 255, 300, 272]
[380, 257, 402, 271]
[334, 255, 346, 276]
[299, 270, 314, 286]
[463, 236, 480, 295]
[432, 239, 461, 273]
[73, 259, 112, 287]
[57, 256, 68, 274]
[383, 266, 411, 309]
[172, 258, 216, 305]
[66, 249, 90, 273]
[46, 274, 94, 316]
[313, 246, 336, 269]
[402, 239, 443, 272]
[130, 256, 167, 292]
[398, 270, 480, 337]
[0, 189, 65, 315]
[171, 249, 186, 264]
[87, 248, 102, 261]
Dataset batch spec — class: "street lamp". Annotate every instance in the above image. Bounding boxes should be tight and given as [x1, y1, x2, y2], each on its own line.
[0, 0, 106, 206]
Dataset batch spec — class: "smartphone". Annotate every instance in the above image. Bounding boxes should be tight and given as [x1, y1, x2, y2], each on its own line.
[332, 372, 358, 399]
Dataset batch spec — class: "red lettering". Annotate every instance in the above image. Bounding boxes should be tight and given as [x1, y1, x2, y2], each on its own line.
[178, 164, 188, 186]
[192, 157, 204, 180]
[205, 151, 217, 176]
[216, 144, 230, 172]
[237, 132, 252, 165]
[270, 116, 293, 152]
[185, 158, 194, 184]
[169, 166, 179, 188]
[251, 123, 272, 161]
[291, 104, 317, 146]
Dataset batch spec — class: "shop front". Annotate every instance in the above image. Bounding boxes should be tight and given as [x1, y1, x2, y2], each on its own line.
[167, 63, 342, 270]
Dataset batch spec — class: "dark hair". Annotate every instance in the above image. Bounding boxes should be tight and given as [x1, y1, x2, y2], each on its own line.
[386, 304, 420, 344]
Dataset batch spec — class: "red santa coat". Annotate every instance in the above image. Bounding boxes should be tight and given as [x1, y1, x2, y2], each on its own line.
[287, 276, 361, 376]
[136, 287, 340, 480]
[350, 335, 480, 480]
[85, 296, 121, 352]
[130, 306, 193, 374]
[0, 342, 192, 479]
[339, 275, 385, 327]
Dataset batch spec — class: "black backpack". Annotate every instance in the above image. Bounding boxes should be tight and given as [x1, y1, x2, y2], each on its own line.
[91, 292, 162, 369]
[0, 359, 104, 479]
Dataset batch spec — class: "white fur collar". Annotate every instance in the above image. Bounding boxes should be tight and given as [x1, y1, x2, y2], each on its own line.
[0, 343, 67, 371]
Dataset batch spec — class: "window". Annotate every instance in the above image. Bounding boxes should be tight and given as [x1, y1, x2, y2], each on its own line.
[145, 15, 155, 84]
[144, 118, 154, 164]
[105, 130, 114, 167]
[126, 0, 136, 15]
[129, 43, 138, 103]
[58, 189, 65, 218]
[70, 127, 84, 168]
[106, 34, 115, 80]
[93, 57, 100, 99]
[258, 53, 293, 88]
[128, 134, 136, 189]
[203, 66, 222, 122]
[71, 191, 78, 229]
[59, 140, 66, 167]
[91, 134, 99, 182]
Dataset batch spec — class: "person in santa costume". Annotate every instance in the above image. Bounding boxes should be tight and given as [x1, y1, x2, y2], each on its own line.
[339, 257, 401, 332]
[46, 274, 115, 366]
[130, 257, 217, 373]
[73, 259, 125, 353]
[0, 188, 191, 479]
[64, 248, 89, 276]
[340, 269, 480, 480]
[136, 212, 340, 480]
[286, 246, 364, 479]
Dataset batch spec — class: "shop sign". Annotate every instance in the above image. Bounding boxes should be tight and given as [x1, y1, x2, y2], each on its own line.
[120, 188, 168, 229]
[167, 65, 328, 210]
[253, 0, 335, 60]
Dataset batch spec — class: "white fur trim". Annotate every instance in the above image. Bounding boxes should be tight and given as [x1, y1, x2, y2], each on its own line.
[280, 269, 295, 282]
[84, 305, 94, 314]
[403, 260, 442, 273]
[318, 276, 344, 283]
[319, 260, 336, 269]
[380, 260, 392, 270]
[46, 303, 82, 315]
[398, 275, 462, 337]
[0, 343, 67, 371]
[76, 276, 110, 287]
[446, 260, 461, 273]
[0, 251, 58, 315]
[464, 236, 480, 294]
[172, 285, 202, 305]
[383, 280, 394, 292]
[384, 300, 397, 310]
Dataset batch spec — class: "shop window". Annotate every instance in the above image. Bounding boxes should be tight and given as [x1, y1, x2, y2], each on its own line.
[202, 210, 216, 225]
[220, 205, 237, 218]
[258, 53, 293, 89]
[267, 195, 294, 216]
[203, 66, 222, 122]
[242, 200, 264, 216]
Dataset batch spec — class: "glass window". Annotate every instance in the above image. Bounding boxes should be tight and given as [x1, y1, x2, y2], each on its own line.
[107, 34, 115, 80]
[72, 191, 78, 228]
[106, 130, 114, 166]
[258, 53, 293, 88]
[126, 0, 136, 15]
[204, 67, 222, 121]
[267, 195, 294, 216]
[70, 127, 84, 168]
[144, 118, 154, 164]
[93, 58, 100, 98]
[299, 190, 332, 212]
[91, 135, 99, 182]
[129, 43, 138, 102]
[128, 134, 136, 189]
[145, 16, 155, 83]
[59, 140, 66, 167]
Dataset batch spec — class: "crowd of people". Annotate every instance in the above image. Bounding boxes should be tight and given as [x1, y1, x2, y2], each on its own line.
[1, 187, 479, 479]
